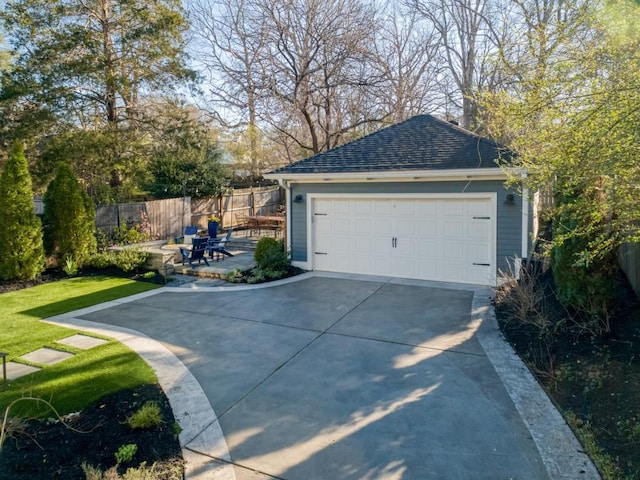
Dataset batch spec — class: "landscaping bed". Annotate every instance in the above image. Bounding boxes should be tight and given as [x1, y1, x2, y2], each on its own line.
[0, 384, 183, 480]
[494, 267, 640, 479]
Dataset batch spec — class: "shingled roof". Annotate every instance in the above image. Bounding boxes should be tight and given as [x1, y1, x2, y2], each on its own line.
[268, 114, 511, 175]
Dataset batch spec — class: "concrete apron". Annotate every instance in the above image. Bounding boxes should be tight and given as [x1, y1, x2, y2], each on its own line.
[44, 273, 599, 480]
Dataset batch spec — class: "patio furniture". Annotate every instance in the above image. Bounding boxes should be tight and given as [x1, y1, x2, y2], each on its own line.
[175, 225, 198, 244]
[247, 215, 285, 238]
[235, 213, 248, 236]
[180, 237, 210, 268]
[207, 229, 234, 261]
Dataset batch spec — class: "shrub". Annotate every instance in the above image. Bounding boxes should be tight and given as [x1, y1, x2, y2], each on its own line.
[87, 251, 117, 269]
[113, 249, 149, 273]
[254, 237, 281, 265]
[112, 219, 150, 246]
[254, 238, 288, 270]
[43, 163, 96, 267]
[0, 143, 45, 281]
[551, 228, 616, 332]
[86, 249, 149, 273]
[125, 402, 162, 430]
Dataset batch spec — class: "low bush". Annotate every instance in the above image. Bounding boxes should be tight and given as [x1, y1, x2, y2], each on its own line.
[112, 219, 151, 246]
[125, 402, 162, 430]
[86, 249, 149, 274]
[254, 238, 288, 270]
[254, 237, 280, 265]
[113, 249, 149, 273]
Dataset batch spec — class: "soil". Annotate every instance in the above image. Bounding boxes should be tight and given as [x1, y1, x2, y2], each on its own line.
[0, 384, 183, 479]
[494, 264, 640, 479]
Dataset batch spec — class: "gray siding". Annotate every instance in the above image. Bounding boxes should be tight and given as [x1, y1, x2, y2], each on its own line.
[289, 180, 524, 276]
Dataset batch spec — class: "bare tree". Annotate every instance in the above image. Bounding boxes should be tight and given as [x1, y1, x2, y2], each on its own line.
[409, 0, 502, 130]
[372, 4, 443, 123]
[189, 0, 266, 176]
[256, 0, 382, 156]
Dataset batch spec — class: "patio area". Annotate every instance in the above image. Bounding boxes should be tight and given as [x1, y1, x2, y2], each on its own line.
[169, 238, 258, 279]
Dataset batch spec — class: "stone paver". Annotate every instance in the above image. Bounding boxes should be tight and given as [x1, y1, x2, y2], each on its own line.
[20, 347, 74, 365]
[56, 334, 108, 350]
[5, 362, 41, 380]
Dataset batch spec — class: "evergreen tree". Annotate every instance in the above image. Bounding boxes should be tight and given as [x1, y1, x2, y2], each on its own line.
[43, 163, 96, 267]
[0, 143, 45, 280]
[0, 0, 194, 199]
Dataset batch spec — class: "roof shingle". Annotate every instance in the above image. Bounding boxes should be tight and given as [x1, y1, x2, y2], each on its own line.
[268, 114, 511, 175]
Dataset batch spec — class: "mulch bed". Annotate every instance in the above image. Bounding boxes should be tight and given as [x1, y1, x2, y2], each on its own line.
[495, 266, 640, 478]
[0, 384, 183, 480]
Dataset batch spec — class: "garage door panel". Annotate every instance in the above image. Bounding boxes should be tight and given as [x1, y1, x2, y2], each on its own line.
[467, 242, 490, 260]
[440, 200, 465, 216]
[443, 242, 465, 259]
[415, 201, 438, 216]
[354, 219, 373, 235]
[443, 221, 465, 238]
[312, 197, 495, 285]
[393, 200, 415, 216]
[353, 201, 373, 215]
[418, 222, 438, 237]
[467, 200, 491, 217]
[468, 221, 490, 239]
[396, 219, 416, 236]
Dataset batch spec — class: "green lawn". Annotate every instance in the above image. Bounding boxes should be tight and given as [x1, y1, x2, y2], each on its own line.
[0, 276, 161, 418]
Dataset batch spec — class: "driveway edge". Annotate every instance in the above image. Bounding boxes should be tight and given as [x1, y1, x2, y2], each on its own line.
[472, 288, 601, 480]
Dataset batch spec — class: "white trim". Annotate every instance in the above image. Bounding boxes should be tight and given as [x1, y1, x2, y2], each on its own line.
[265, 168, 513, 183]
[292, 259, 312, 270]
[284, 182, 292, 254]
[307, 192, 498, 286]
[522, 186, 529, 260]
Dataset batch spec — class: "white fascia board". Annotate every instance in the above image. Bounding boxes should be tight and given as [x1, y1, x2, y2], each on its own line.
[264, 168, 512, 183]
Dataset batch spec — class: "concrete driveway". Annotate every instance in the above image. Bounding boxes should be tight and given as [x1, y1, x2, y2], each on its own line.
[46, 273, 599, 480]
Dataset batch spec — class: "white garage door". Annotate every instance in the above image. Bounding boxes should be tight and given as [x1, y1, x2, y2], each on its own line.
[311, 196, 496, 285]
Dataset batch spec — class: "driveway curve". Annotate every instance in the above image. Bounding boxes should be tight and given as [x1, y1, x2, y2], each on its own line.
[46, 273, 599, 480]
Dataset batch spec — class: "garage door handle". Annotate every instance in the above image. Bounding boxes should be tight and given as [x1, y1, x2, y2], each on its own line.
[392, 237, 397, 248]
[473, 262, 490, 266]
[473, 216, 491, 220]
[315, 252, 328, 255]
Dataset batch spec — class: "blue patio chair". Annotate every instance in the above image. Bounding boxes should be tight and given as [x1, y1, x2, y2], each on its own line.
[207, 229, 234, 261]
[175, 225, 198, 244]
[180, 237, 210, 268]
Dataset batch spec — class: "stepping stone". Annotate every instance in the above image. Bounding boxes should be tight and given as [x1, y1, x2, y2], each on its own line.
[21, 347, 74, 366]
[57, 334, 108, 350]
[5, 362, 41, 380]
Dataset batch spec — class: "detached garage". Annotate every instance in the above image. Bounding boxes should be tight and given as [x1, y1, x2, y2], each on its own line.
[265, 115, 532, 286]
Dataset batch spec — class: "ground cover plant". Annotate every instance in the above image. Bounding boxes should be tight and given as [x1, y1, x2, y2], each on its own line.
[0, 276, 183, 478]
[494, 264, 640, 479]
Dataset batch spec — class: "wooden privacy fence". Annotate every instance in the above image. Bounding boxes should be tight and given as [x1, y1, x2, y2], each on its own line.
[94, 197, 191, 241]
[191, 185, 284, 231]
[34, 185, 284, 241]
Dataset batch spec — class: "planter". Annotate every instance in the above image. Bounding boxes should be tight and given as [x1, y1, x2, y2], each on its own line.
[207, 221, 219, 238]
